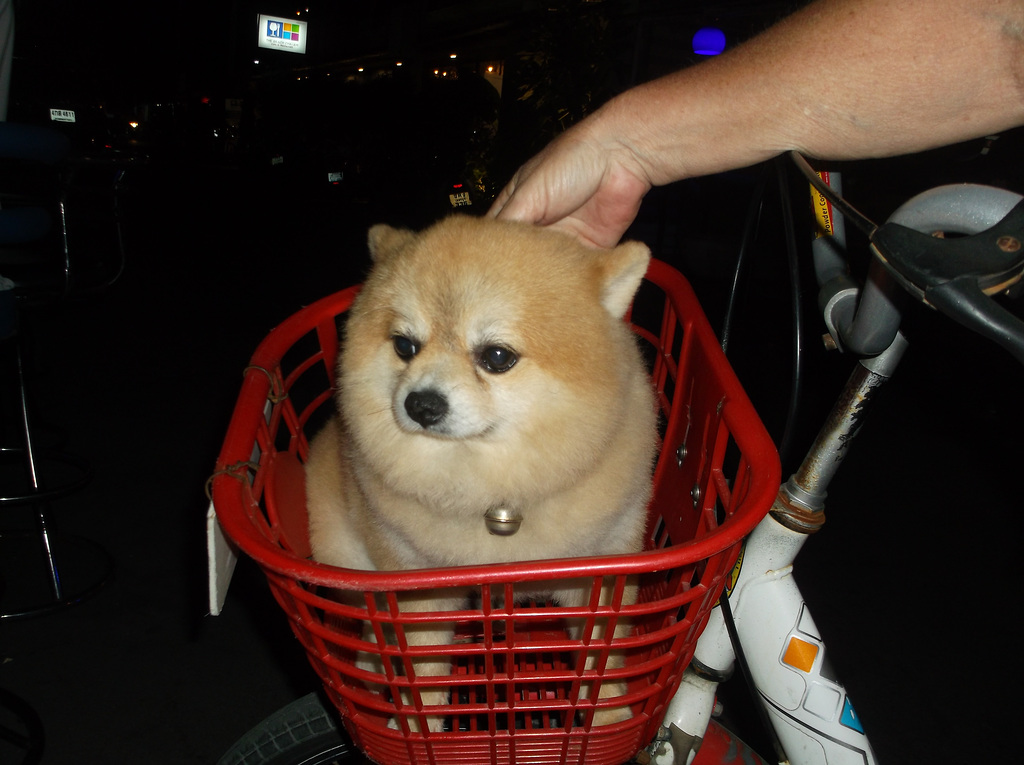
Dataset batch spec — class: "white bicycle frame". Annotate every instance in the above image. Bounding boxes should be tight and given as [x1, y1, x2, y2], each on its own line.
[648, 178, 1024, 765]
[652, 352, 895, 765]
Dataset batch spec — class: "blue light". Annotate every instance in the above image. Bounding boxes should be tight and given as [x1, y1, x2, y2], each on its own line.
[692, 27, 726, 56]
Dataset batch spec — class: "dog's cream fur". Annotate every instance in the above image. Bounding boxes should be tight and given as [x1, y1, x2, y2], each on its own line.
[305, 215, 657, 730]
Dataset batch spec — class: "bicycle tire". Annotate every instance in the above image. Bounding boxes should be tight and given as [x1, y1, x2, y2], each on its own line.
[217, 693, 370, 765]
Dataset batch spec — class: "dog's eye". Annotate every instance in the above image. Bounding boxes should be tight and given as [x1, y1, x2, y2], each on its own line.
[479, 345, 517, 373]
[392, 335, 419, 360]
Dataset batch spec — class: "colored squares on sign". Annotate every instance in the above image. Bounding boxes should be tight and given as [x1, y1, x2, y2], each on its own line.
[266, 20, 299, 41]
[783, 636, 818, 673]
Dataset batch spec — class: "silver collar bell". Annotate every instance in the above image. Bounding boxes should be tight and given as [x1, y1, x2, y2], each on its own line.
[483, 506, 523, 536]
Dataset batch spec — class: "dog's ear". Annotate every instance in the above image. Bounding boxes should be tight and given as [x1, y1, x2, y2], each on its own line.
[596, 240, 651, 319]
[367, 224, 416, 263]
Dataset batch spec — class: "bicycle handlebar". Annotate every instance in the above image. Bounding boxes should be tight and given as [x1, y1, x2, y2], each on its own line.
[869, 185, 1024, 363]
[793, 153, 1024, 363]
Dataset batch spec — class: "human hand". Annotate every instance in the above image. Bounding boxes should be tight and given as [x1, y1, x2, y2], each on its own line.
[488, 119, 652, 250]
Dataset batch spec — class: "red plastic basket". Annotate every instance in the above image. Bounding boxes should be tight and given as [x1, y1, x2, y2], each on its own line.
[212, 258, 780, 765]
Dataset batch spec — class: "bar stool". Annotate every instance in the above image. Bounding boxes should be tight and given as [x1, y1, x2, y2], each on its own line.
[0, 122, 118, 619]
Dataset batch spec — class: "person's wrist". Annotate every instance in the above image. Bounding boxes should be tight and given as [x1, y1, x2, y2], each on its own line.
[580, 95, 660, 190]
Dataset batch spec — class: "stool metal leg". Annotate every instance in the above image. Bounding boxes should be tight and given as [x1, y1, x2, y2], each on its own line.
[15, 342, 64, 602]
[1, 333, 109, 620]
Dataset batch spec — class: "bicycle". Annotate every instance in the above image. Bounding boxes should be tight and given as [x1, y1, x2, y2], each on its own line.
[208, 153, 1024, 765]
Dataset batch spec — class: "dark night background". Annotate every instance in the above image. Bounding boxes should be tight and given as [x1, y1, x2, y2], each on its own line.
[0, 1, 1022, 763]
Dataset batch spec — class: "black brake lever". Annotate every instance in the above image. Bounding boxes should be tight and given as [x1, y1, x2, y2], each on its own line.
[870, 200, 1024, 363]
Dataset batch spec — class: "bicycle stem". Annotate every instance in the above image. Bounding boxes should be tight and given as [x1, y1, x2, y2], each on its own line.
[779, 331, 908, 523]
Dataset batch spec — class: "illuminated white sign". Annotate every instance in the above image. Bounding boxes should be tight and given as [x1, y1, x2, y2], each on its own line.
[258, 14, 307, 54]
[50, 108, 76, 123]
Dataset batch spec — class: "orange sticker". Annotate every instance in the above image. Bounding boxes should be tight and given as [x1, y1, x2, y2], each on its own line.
[783, 636, 818, 673]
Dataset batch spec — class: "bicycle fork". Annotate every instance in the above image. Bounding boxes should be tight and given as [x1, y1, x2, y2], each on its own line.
[651, 334, 907, 765]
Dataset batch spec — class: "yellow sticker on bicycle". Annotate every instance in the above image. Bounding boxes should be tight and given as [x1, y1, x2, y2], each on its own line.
[811, 171, 835, 238]
[714, 546, 745, 607]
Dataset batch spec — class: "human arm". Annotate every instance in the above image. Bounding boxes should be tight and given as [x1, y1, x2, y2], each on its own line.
[489, 0, 1024, 248]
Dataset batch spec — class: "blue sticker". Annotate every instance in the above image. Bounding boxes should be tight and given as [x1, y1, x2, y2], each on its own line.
[840, 697, 864, 733]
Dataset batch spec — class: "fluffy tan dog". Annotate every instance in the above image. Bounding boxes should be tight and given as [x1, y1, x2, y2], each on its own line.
[305, 215, 657, 730]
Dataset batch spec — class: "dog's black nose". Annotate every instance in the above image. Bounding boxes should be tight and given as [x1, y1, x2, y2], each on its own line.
[404, 390, 448, 427]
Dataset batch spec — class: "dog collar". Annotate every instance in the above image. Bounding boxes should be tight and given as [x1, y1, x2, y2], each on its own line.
[484, 506, 522, 536]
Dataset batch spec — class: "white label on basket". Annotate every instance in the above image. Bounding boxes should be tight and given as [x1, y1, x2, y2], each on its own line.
[207, 500, 239, 616]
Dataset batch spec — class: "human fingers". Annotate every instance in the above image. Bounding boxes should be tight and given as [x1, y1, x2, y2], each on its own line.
[488, 122, 597, 217]
[488, 152, 567, 224]
[489, 159, 647, 249]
